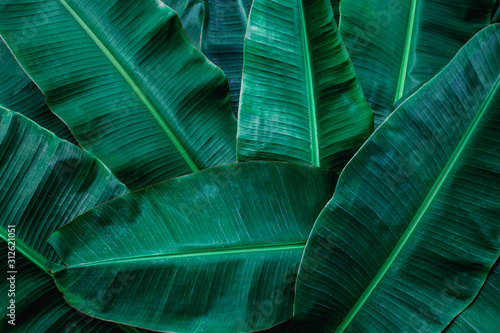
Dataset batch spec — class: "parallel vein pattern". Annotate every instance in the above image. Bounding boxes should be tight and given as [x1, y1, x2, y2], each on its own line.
[237, 0, 373, 170]
[340, 0, 499, 127]
[290, 25, 500, 333]
[0, 40, 76, 143]
[0, 0, 237, 190]
[48, 162, 336, 333]
[0, 108, 127, 264]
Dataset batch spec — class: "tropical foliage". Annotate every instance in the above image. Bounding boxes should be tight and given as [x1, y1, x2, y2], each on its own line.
[0, 0, 498, 332]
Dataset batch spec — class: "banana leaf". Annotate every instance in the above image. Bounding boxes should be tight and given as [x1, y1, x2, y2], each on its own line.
[0, 246, 142, 332]
[163, 0, 204, 49]
[290, 25, 500, 332]
[48, 162, 336, 333]
[0, 0, 237, 190]
[0, 107, 127, 264]
[340, 0, 498, 127]
[0, 107, 132, 331]
[444, 259, 500, 332]
[200, 0, 253, 117]
[237, 0, 373, 171]
[0, 40, 76, 144]
[331, 0, 340, 25]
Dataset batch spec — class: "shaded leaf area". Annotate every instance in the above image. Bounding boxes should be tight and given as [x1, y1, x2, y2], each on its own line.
[163, 0, 204, 49]
[340, 0, 498, 127]
[49, 162, 336, 333]
[0, 108, 127, 264]
[444, 259, 500, 332]
[290, 25, 500, 332]
[331, 0, 340, 25]
[201, 0, 253, 117]
[0, 40, 76, 144]
[0, 0, 236, 190]
[0, 246, 136, 332]
[238, 0, 372, 171]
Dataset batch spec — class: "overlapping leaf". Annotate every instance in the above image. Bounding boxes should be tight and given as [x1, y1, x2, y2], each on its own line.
[237, 0, 373, 171]
[200, 0, 253, 117]
[0, 40, 75, 143]
[290, 25, 500, 332]
[0, 0, 237, 190]
[0, 107, 131, 331]
[340, 0, 499, 127]
[164, 0, 204, 49]
[444, 259, 500, 332]
[48, 162, 336, 333]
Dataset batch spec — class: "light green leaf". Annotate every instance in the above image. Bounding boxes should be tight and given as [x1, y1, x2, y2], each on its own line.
[444, 259, 500, 332]
[201, 0, 253, 117]
[48, 162, 336, 333]
[163, 0, 204, 49]
[0, 39, 76, 144]
[237, 0, 373, 171]
[340, 0, 498, 127]
[290, 25, 500, 332]
[0, 0, 237, 190]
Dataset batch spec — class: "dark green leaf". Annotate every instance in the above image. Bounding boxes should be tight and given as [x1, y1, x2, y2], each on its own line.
[0, 40, 76, 144]
[0, 108, 127, 264]
[163, 0, 204, 49]
[49, 162, 336, 333]
[0, 0, 237, 190]
[1, 246, 132, 332]
[0, 107, 131, 331]
[237, 0, 373, 171]
[340, 0, 498, 127]
[201, 0, 253, 117]
[290, 25, 500, 332]
[331, 0, 340, 25]
[443, 259, 500, 333]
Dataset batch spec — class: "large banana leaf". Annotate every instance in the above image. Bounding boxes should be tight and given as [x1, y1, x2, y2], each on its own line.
[0, 0, 237, 190]
[200, 0, 253, 117]
[48, 162, 336, 333]
[0, 40, 76, 144]
[290, 25, 500, 332]
[340, 0, 498, 127]
[0, 108, 132, 331]
[237, 0, 373, 171]
[0, 107, 127, 264]
[444, 259, 500, 332]
[164, 0, 204, 49]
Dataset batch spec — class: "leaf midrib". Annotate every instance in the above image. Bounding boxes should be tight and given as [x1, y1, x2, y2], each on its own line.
[298, 0, 320, 167]
[0, 226, 50, 274]
[336, 74, 500, 333]
[394, 0, 417, 103]
[58, 0, 200, 173]
[63, 242, 306, 269]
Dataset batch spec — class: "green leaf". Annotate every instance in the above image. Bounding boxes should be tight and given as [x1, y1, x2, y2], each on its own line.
[237, 0, 373, 171]
[0, 107, 132, 331]
[48, 162, 336, 333]
[0, 107, 127, 264]
[340, 0, 498, 127]
[0, 0, 237, 190]
[200, 0, 253, 117]
[444, 259, 500, 332]
[290, 25, 500, 332]
[1, 246, 133, 332]
[331, 0, 341, 25]
[0, 40, 76, 144]
[163, 0, 204, 49]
